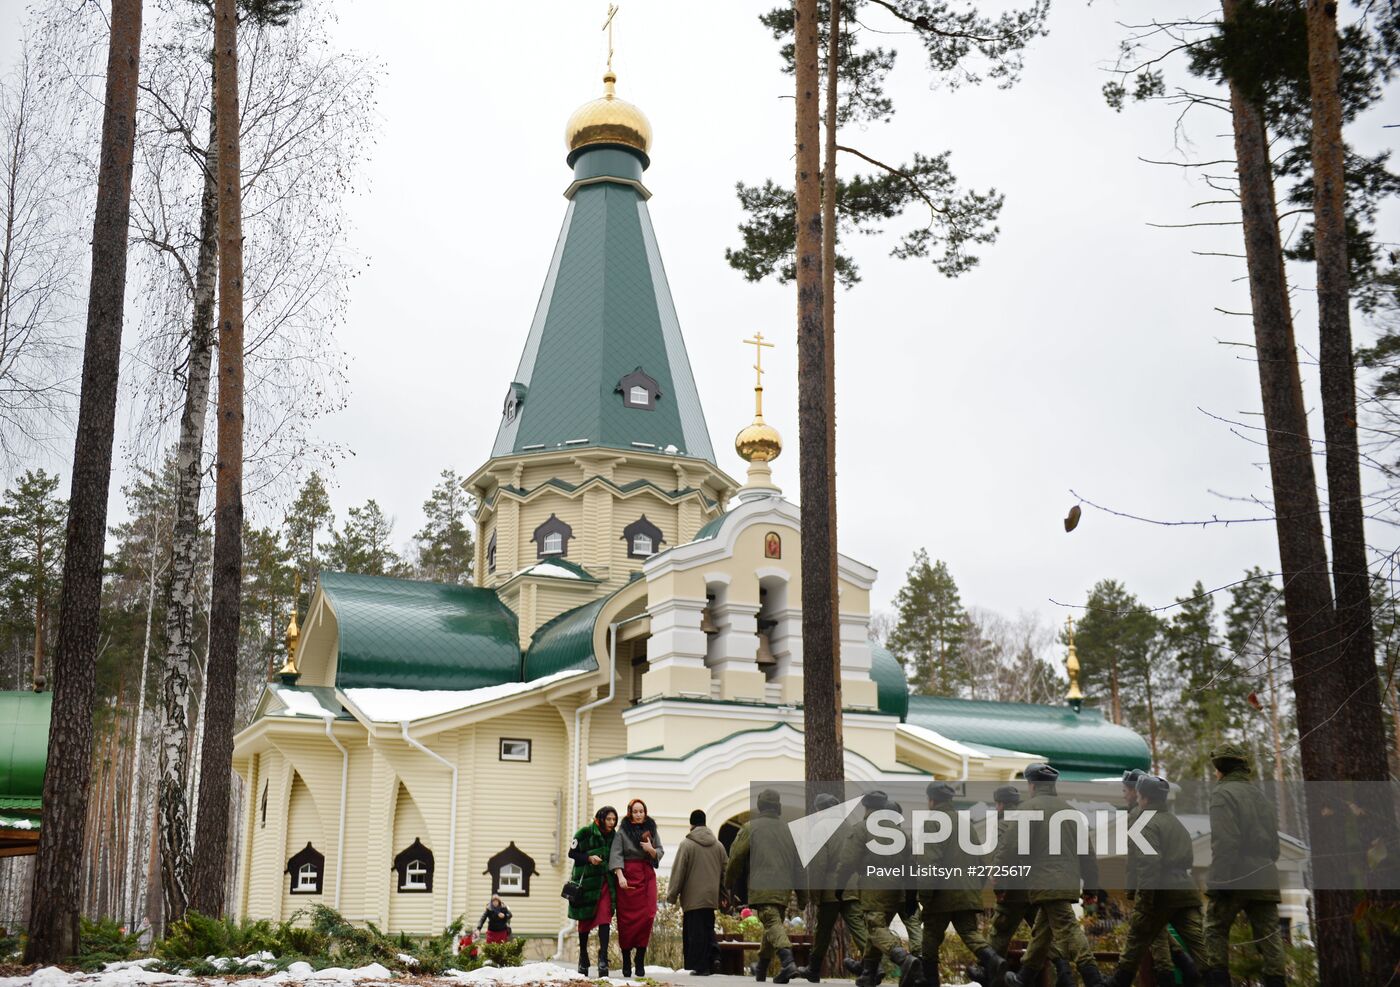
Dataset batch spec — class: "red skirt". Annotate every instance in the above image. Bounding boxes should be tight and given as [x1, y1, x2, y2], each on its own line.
[578, 878, 612, 933]
[485, 929, 509, 944]
[617, 858, 657, 949]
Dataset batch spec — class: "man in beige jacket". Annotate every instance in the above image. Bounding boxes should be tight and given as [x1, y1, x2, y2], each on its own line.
[668, 809, 730, 976]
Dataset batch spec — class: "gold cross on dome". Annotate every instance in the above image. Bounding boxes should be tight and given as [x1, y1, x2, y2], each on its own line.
[1065, 614, 1075, 646]
[602, 4, 619, 73]
[743, 332, 774, 390]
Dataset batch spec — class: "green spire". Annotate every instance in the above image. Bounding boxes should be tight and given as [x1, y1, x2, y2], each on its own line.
[492, 146, 715, 463]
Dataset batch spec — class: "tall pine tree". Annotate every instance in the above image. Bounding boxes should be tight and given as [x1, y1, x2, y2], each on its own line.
[887, 550, 967, 696]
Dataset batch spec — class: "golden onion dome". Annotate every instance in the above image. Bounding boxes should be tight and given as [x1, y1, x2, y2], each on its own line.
[736, 417, 782, 464]
[565, 72, 652, 158]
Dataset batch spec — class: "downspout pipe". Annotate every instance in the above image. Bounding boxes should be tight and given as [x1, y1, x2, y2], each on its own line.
[401, 721, 459, 934]
[322, 715, 350, 912]
[555, 612, 648, 959]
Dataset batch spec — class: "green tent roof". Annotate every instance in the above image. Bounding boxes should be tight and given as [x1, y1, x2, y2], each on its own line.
[905, 694, 1150, 775]
[320, 572, 520, 691]
[870, 644, 909, 719]
[491, 147, 714, 462]
[0, 692, 50, 808]
[522, 595, 612, 680]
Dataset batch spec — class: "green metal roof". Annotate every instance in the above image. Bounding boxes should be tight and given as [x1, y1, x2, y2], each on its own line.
[870, 644, 909, 719]
[0, 692, 50, 803]
[522, 594, 611, 680]
[492, 148, 714, 462]
[515, 558, 600, 582]
[904, 694, 1150, 775]
[320, 572, 520, 691]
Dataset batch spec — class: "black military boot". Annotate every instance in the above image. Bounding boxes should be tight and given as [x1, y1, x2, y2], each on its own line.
[795, 954, 822, 982]
[1003, 967, 1039, 987]
[971, 947, 1003, 984]
[1076, 960, 1107, 987]
[887, 947, 922, 987]
[961, 961, 986, 986]
[752, 955, 770, 982]
[596, 926, 610, 978]
[635, 947, 647, 978]
[855, 955, 882, 987]
[1052, 958, 1075, 987]
[1104, 969, 1135, 987]
[843, 958, 864, 976]
[1262, 978, 1285, 987]
[1172, 948, 1201, 987]
[774, 948, 799, 984]
[577, 931, 591, 976]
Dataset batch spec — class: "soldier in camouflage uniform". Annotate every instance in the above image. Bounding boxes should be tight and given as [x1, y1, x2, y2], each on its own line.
[1121, 769, 1177, 983]
[917, 782, 1006, 987]
[968, 785, 1074, 987]
[838, 791, 922, 987]
[1004, 763, 1106, 987]
[1108, 775, 1208, 987]
[1202, 743, 1284, 987]
[725, 788, 808, 983]
[797, 793, 867, 983]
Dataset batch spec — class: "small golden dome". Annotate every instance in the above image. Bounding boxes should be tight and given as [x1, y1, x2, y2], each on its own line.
[736, 417, 782, 463]
[565, 72, 652, 158]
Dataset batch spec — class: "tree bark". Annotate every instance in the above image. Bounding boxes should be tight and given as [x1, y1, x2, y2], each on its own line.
[23, 0, 142, 963]
[159, 94, 218, 927]
[125, 546, 159, 925]
[796, 0, 843, 791]
[1304, 2, 1400, 975]
[1221, 1, 1358, 980]
[190, 0, 245, 917]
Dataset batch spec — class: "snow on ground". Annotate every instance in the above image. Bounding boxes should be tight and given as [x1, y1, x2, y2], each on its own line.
[0, 960, 668, 987]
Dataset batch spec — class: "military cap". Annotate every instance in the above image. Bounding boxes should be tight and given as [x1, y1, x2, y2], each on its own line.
[1135, 774, 1170, 802]
[757, 788, 783, 812]
[861, 790, 888, 810]
[993, 784, 1022, 806]
[1209, 742, 1251, 766]
[814, 792, 841, 811]
[1024, 762, 1059, 783]
[1121, 769, 1145, 788]
[926, 781, 957, 803]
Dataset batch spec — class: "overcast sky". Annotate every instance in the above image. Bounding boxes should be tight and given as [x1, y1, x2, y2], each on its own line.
[1, 0, 1395, 631]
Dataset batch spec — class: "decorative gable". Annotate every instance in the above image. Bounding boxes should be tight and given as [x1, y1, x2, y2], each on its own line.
[484, 841, 538, 896]
[616, 368, 661, 411]
[286, 842, 325, 895]
[622, 515, 665, 559]
[532, 514, 573, 558]
[392, 837, 434, 894]
[502, 383, 526, 423]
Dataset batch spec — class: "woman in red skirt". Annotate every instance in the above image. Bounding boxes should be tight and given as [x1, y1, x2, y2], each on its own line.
[610, 798, 664, 978]
[569, 805, 618, 976]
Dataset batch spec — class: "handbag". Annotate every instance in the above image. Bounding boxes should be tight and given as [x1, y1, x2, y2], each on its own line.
[561, 880, 583, 904]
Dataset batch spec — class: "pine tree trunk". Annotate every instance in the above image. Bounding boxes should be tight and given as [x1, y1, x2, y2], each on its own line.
[1221, 1, 1359, 979]
[1304, 3, 1400, 974]
[160, 90, 218, 928]
[23, 0, 142, 962]
[190, 0, 245, 917]
[795, 0, 842, 789]
[30, 527, 44, 689]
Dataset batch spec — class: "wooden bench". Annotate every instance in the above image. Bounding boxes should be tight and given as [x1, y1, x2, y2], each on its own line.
[715, 934, 813, 976]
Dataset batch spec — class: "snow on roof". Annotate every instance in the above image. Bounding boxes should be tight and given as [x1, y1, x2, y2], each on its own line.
[269, 685, 337, 719]
[524, 561, 584, 580]
[898, 721, 1037, 761]
[343, 667, 590, 723]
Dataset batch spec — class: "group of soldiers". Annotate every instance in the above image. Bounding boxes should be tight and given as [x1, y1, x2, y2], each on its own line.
[724, 742, 1287, 987]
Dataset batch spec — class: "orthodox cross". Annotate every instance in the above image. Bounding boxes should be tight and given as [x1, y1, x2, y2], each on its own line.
[602, 4, 619, 73]
[1064, 613, 1075, 647]
[743, 332, 774, 416]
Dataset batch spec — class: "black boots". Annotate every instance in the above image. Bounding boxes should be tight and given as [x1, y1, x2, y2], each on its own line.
[577, 933, 590, 976]
[621, 947, 632, 978]
[635, 947, 647, 978]
[1052, 958, 1075, 987]
[1076, 961, 1106, 987]
[774, 947, 799, 985]
[887, 947, 922, 987]
[1004, 968, 1037, 987]
[843, 958, 864, 976]
[855, 955, 882, 987]
[753, 957, 769, 982]
[795, 954, 822, 982]
[972, 947, 1003, 985]
[596, 926, 610, 978]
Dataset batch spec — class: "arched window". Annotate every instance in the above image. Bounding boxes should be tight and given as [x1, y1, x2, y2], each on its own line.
[286, 842, 325, 895]
[297, 864, 318, 891]
[403, 859, 429, 891]
[486, 529, 497, 573]
[485, 842, 538, 897]
[629, 385, 649, 405]
[621, 515, 665, 560]
[532, 514, 573, 559]
[498, 863, 524, 893]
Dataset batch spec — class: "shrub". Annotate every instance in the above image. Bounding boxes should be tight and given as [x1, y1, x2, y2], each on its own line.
[77, 918, 143, 971]
[481, 937, 526, 967]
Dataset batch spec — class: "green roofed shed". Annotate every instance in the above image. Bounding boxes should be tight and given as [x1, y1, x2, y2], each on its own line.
[0, 691, 49, 809]
[905, 694, 1150, 776]
[320, 572, 520, 691]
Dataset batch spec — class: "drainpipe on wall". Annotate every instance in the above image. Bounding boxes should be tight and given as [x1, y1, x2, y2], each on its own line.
[554, 612, 647, 960]
[323, 715, 350, 912]
[401, 721, 459, 935]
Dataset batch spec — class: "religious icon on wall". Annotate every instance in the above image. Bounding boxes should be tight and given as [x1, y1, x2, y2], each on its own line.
[765, 532, 781, 559]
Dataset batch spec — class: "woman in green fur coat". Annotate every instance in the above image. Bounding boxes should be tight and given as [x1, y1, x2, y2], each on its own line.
[569, 805, 618, 976]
